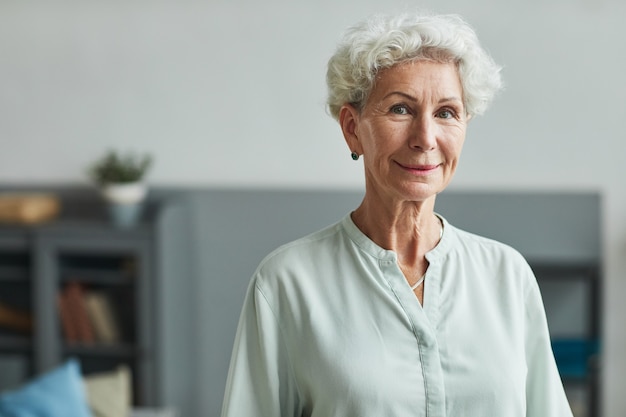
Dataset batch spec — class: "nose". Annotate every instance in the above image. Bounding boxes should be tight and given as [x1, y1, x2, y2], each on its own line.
[409, 116, 437, 151]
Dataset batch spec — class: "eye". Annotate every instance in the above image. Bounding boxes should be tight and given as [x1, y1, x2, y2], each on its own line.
[390, 104, 410, 115]
[436, 108, 457, 119]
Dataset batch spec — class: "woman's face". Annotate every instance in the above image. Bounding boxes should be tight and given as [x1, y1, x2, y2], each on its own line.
[340, 61, 468, 205]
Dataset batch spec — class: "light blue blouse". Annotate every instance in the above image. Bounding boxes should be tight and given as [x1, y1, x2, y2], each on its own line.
[221, 214, 572, 417]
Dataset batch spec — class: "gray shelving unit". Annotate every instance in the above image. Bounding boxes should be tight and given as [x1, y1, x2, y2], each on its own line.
[0, 231, 35, 387]
[0, 198, 160, 406]
[533, 262, 601, 417]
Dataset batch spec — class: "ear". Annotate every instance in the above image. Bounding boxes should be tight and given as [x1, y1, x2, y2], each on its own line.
[339, 104, 363, 155]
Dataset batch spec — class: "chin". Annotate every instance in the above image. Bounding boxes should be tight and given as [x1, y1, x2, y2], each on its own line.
[396, 183, 442, 203]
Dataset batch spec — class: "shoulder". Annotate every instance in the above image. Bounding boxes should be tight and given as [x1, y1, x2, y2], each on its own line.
[251, 219, 347, 288]
[449, 223, 529, 266]
[443, 221, 536, 289]
[245, 218, 356, 319]
[443, 220, 541, 309]
[260, 220, 345, 266]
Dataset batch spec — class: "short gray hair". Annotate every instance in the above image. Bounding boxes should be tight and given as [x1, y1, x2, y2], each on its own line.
[326, 12, 503, 119]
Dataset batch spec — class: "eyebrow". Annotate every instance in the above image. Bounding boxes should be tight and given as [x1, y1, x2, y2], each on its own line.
[383, 91, 463, 105]
[438, 96, 463, 105]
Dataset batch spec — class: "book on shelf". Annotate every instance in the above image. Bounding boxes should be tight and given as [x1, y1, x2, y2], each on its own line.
[57, 291, 79, 343]
[58, 282, 95, 344]
[57, 282, 122, 345]
[84, 291, 121, 344]
[0, 301, 32, 334]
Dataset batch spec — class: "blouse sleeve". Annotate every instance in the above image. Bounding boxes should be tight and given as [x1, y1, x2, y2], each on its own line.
[221, 278, 301, 417]
[523, 272, 574, 417]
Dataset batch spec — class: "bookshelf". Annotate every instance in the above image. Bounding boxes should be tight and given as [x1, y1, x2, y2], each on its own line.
[534, 262, 602, 417]
[0, 200, 161, 406]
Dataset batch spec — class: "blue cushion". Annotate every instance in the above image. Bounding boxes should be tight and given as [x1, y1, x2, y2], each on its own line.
[0, 358, 93, 417]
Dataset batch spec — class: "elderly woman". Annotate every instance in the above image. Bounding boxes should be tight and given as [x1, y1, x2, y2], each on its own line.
[221, 12, 572, 417]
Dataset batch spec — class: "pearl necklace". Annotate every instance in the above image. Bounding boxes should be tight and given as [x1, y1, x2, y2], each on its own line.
[408, 219, 443, 291]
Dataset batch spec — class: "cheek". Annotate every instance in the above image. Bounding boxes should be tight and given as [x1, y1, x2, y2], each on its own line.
[442, 139, 465, 173]
[444, 139, 463, 155]
[361, 127, 393, 156]
[447, 131, 466, 157]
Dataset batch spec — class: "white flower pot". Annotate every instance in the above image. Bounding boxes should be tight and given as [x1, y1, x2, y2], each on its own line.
[100, 182, 147, 227]
[101, 182, 147, 205]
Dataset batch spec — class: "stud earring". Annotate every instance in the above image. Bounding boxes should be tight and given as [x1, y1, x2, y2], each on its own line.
[351, 152, 360, 161]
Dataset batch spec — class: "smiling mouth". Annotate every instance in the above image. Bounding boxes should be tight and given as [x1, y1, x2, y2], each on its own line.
[396, 162, 441, 173]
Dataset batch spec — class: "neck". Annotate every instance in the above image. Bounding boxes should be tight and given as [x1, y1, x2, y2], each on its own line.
[351, 194, 441, 267]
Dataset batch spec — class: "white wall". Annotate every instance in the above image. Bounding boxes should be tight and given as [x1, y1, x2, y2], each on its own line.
[1, 0, 625, 414]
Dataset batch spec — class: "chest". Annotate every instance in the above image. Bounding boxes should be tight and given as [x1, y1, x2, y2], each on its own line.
[285, 263, 528, 416]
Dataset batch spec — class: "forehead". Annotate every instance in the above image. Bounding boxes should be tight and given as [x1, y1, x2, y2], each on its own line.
[371, 61, 462, 99]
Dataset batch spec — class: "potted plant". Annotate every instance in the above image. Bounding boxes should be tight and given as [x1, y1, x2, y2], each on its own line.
[88, 150, 153, 227]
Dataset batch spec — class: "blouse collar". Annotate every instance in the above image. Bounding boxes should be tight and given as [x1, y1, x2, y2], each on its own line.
[340, 212, 453, 263]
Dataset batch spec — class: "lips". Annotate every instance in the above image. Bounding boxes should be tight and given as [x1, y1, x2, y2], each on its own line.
[396, 161, 441, 172]
[396, 162, 440, 175]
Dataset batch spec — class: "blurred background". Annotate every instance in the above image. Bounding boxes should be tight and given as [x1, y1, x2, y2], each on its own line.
[0, 0, 624, 416]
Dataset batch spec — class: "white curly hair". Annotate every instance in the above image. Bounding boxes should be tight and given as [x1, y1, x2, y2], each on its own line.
[326, 12, 503, 119]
